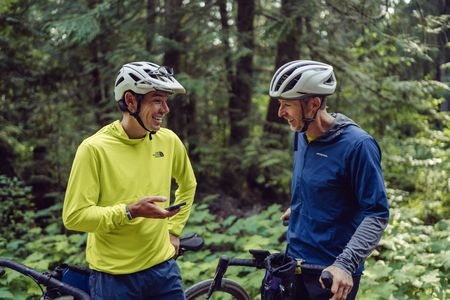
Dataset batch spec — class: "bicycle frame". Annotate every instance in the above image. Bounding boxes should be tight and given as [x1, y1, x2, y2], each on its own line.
[0, 259, 90, 300]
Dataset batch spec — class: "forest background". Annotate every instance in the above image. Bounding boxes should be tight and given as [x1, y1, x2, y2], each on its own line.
[0, 0, 449, 299]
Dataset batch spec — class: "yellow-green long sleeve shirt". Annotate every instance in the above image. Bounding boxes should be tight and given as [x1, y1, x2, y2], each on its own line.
[62, 120, 196, 274]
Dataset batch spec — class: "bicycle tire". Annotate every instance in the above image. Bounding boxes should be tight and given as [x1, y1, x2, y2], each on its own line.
[185, 278, 251, 300]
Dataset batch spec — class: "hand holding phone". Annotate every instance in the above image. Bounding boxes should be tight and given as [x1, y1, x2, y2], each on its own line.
[166, 202, 187, 211]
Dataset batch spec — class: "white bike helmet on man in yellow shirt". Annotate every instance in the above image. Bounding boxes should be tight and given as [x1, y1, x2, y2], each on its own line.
[114, 61, 185, 133]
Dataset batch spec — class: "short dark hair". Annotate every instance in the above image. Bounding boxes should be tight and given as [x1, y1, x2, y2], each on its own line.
[117, 100, 128, 112]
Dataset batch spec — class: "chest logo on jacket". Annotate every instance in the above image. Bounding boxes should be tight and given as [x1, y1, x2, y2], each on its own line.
[316, 152, 328, 158]
[153, 151, 165, 158]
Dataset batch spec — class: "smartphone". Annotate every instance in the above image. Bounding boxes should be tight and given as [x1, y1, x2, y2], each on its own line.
[166, 202, 187, 211]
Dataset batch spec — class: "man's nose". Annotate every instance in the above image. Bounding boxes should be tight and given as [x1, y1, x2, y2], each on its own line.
[278, 105, 284, 118]
[161, 101, 170, 114]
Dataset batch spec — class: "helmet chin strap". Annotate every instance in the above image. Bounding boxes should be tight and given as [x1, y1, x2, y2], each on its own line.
[129, 94, 157, 140]
[299, 101, 319, 133]
[293, 101, 319, 151]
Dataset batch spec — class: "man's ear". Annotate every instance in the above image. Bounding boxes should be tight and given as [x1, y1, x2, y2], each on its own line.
[311, 96, 322, 109]
[124, 92, 137, 113]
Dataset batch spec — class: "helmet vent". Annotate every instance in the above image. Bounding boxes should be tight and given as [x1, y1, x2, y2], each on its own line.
[270, 61, 298, 91]
[115, 76, 124, 87]
[130, 63, 142, 66]
[144, 69, 163, 81]
[283, 74, 302, 93]
[275, 68, 295, 91]
[129, 73, 141, 82]
[324, 75, 335, 85]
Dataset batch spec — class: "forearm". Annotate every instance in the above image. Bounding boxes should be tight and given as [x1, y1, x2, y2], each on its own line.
[63, 203, 127, 233]
[333, 216, 388, 274]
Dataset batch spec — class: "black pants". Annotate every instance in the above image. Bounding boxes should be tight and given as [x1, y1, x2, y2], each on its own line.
[292, 272, 361, 300]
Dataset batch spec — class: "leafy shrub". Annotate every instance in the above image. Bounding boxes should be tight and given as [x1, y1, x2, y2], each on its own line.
[360, 204, 449, 299]
[381, 123, 450, 223]
[0, 175, 86, 300]
[0, 175, 35, 243]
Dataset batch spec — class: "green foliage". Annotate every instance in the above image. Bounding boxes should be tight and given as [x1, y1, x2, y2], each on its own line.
[360, 205, 450, 299]
[0, 176, 34, 242]
[381, 117, 450, 221]
[241, 132, 292, 199]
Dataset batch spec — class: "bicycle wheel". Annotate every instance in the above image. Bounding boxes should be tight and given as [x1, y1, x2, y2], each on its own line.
[185, 278, 251, 300]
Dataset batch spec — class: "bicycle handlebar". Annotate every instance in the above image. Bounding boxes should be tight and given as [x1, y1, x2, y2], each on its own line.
[0, 259, 90, 300]
[295, 263, 333, 289]
[228, 258, 257, 267]
[206, 254, 334, 299]
[228, 258, 333, 288]
[321, 270, 333, 289]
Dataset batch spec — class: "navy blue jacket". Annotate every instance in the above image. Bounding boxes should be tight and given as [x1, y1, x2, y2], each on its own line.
[287, 113, 389, 275]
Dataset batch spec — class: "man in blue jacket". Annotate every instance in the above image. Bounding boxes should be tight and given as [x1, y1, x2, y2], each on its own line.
[269, 60, 390, 300]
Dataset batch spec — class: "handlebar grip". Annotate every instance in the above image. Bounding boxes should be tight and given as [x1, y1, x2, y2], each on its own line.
[321, 270, 333, 289]
[229, 258, 257, 267]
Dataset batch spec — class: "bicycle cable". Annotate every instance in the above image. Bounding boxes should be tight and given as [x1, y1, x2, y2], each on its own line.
[24, 273, 45, 297]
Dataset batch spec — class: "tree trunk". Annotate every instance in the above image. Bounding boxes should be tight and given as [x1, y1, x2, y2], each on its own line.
[163, 0, 187, 140]
[438, 0, 450, 111]
[185, 92, 198, 154]
[218, 0, 234, 92]
[264, 0, 302, 134]
[146, 0, 157, 53]
[87, 0, 108, 125]
[228, 0, 254, 145]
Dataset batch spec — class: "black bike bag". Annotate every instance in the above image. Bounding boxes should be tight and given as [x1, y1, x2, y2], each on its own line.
[261, 253, 297, 300]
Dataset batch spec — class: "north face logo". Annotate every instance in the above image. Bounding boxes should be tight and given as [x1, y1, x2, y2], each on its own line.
[153, 151, 164, 158]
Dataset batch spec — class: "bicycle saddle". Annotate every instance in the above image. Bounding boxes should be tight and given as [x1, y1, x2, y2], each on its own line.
[180, 233, 204, 251]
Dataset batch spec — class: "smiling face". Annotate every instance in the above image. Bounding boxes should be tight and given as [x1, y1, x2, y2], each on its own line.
[277, 99, 303, 131]
[139, 91, 170, 131]
[124, 90, 170, 132]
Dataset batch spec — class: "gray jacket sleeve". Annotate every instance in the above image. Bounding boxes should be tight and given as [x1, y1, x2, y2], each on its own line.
[332, 216, 388, 275]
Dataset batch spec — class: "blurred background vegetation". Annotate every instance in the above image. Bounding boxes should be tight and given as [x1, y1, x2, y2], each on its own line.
[0, 0, 449, 299]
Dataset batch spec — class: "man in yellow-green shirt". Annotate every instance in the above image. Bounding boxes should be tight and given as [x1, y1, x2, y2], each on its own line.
[63, 61, 197, 300]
